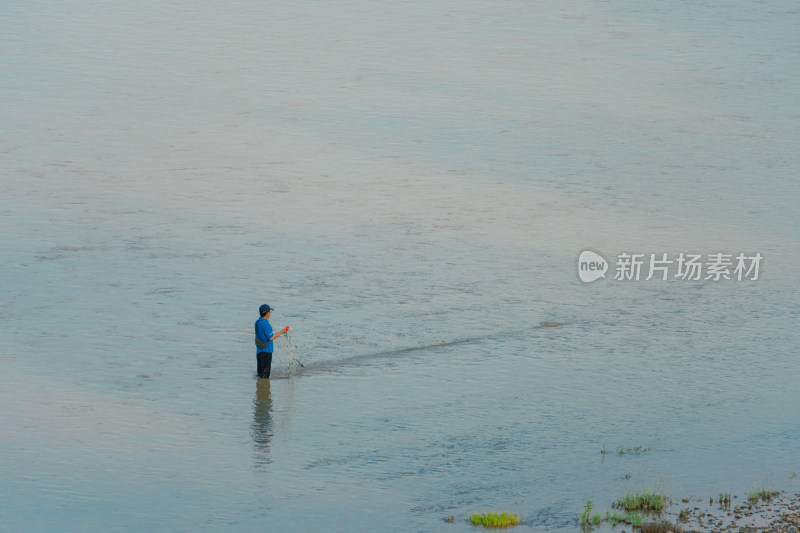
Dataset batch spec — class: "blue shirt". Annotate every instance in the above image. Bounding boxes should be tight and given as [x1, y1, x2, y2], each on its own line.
[254, 317, 273, 354]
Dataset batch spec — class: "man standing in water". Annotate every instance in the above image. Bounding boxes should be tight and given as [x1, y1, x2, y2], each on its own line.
[254, 304, 289, 379]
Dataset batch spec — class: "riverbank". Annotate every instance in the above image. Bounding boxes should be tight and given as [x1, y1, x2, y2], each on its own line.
[605, 492, 800, 533]
[674, 492, 800, 533]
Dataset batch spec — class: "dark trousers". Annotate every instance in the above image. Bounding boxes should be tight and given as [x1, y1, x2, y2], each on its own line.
[257, 352, 273, 378]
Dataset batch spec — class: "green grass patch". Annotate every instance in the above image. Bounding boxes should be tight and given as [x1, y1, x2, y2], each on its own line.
[579, 501, 593, 527]
[606, 511, 644, 527]
[579, 501, 604, 528]
[614, 489, 667, 512]
[718, 492, 731, 507]
[470, 511, 519, 527]
[580, 501, 644, 529]
[747, 485, 779, 503]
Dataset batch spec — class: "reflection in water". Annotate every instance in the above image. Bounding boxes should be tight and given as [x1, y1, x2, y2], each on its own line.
[251, 379, 273, 467]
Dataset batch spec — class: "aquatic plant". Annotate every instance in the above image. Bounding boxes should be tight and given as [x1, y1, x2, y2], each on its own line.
[617, 445, 652, 455]
[747, 484, 779, 503]
[601, 443, 652, 456]
[469, 511, 519, 527]
[614, 488, 666, 512]
[579, 501, 594, 527]
[629, 513, 644, 527]
[606, 511, 643, 527]
[578, 501, 604, 529]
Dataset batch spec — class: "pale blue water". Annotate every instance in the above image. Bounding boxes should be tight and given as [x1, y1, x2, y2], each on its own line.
[1, 1, 799, 532]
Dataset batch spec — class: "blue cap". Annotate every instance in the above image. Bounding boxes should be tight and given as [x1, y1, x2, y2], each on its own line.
[259, 304, 273, 316]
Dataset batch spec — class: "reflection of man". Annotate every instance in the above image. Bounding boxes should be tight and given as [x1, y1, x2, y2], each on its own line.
[254, 304, 289, 379]
[251, 379, 273, 467]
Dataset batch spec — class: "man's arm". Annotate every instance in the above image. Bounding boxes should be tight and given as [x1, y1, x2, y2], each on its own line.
[268, 326, 290, 341]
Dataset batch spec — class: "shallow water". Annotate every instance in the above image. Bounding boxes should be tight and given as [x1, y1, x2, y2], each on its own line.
[2, 1, 799, 531]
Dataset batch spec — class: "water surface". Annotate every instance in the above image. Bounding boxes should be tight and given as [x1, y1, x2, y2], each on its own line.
[1, 1, 799, 531]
